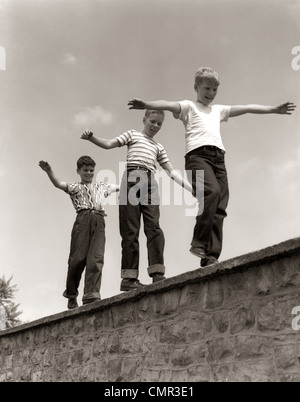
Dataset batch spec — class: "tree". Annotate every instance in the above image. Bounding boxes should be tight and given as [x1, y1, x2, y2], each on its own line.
[0, 275, 22, 329]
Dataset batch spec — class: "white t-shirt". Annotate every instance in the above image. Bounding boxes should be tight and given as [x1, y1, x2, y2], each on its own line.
[176, 100, 231, 154]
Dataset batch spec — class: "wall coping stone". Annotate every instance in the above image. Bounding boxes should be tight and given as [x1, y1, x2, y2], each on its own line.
[1, 236, 299, 338]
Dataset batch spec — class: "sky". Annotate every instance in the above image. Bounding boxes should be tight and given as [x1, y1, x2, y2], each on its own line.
[0, 0, 299, 324]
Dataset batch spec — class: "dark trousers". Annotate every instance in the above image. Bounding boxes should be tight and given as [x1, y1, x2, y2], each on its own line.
[64, 210, 106, 302]
[185, 147, 229, 260]
[119, 170, 165, 279]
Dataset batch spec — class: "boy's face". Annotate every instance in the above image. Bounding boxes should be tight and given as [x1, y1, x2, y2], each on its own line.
[142, 113, 164, 138]
[195, 79, 219, 106]
[77, 164, 95, 184]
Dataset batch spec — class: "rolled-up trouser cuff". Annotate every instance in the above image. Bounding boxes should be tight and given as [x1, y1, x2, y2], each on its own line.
[63, 290, 78, 300]
[121, 269, 139, 279]
[82, 292, 101, 302]
[148, 264, 165, 277]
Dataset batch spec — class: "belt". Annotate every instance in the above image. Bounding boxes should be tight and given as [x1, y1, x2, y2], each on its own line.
[187, 145, 225, 156]
[77, 209, 104, 215]
[127, 165, 153, 173]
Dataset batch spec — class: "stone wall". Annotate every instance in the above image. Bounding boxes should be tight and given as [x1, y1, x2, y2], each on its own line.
[1, 237, 300, 382]
[0, 305, 6, 331]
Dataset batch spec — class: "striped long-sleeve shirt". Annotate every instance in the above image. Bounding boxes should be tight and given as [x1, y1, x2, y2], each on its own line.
[115, 129, 170, 172]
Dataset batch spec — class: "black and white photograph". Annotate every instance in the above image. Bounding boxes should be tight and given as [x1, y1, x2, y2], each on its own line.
[0, 0, 300, 383]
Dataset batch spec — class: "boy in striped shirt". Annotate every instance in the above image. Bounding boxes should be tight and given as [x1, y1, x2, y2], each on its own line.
[81, 110, 192, 291]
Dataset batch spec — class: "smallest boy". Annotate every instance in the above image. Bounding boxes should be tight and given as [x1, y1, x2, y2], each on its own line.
[39, 156, 119, 309]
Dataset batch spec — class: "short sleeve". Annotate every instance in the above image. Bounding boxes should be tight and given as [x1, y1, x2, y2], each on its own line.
[176, 100, 193, 122]
[115, 130, 133, 147]
[217, 105, 231, 122]
[156, 144, 170, 166]
[66, 183, 80, 195]
[102, 183, 112, 198]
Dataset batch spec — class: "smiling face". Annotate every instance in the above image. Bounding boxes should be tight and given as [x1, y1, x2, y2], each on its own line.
[77, 164, 95, 184]
[142, 111, 164, 138]
[194, 78, 219, 106]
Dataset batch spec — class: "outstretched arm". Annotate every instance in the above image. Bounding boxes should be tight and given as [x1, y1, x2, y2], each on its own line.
[81, 130, 119, 149]
[229, 101, 296, 117]
[103, 183, 120, 198]
[161, 161, 193, 193]
[128, 98, 181, 117]
[39, 161, 68, 192]
[109, 184, 120, 194]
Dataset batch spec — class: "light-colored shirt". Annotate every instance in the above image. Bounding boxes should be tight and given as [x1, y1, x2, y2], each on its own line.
[66, 182, 111, 212]
[176, 100, 231, 154]
[115, 129, 170, 172]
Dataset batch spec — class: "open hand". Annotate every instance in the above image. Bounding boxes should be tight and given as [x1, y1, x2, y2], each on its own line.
[128, 98, 146, 110]
[81, 130, 93, 140]
[39, 160, 51, 172]
[277, 102, 296, 115]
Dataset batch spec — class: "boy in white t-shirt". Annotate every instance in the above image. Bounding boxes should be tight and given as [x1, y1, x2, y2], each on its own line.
[128, 67, 296, 267]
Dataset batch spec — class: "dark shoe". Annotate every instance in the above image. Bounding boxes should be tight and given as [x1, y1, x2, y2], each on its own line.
[201, 258, 219, 267]
[120, 279, 144, 291]
[152, 274, 166, 283]
[82, 298, 100, 306]
[67, 298, 78, 310]
[190, 246, 206, 259]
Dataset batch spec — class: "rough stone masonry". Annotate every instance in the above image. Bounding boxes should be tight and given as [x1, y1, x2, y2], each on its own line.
[1, 237, 300, 382]
[0, 305, 6, 331]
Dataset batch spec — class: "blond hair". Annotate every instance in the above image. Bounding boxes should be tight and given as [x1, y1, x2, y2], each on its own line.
[195, 67, 220, 87]
[144, 109, 165, 119]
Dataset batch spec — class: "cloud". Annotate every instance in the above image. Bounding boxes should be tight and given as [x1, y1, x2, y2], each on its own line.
[287, 0, 300, 22]
[0, 46, 5, 70]
[269, 144, 300, 195]
[73, 105, 114, 128]
[0, 0, 9, 11]
[236, 157, 261, 177]
[62, 53, 77, 65]
[271, 145, 300, 178]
